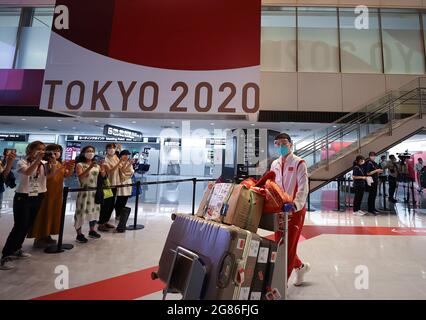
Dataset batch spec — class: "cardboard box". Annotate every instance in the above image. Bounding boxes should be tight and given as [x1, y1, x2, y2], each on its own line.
[205, 183, 234, 222]
[223, 185, 265, 233]
[196, 181, 215, 218]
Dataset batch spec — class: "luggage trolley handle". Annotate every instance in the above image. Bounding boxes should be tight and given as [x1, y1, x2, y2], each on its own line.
[267, 210, 289, 301]
[163, 246, 204, 300]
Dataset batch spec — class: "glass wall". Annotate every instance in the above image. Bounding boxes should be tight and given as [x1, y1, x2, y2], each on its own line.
[0, 7, 21, 68]
[15, 7, 54, 69]
[340, 8, 382, 73]
[381, 9, 425, 74]
[298, 7, 339, 73]
[262, 6, 426, 75]
[261, 7, 296, 72]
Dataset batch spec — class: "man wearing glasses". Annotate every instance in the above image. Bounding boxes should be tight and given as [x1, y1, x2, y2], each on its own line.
[270, 132, 311, 287]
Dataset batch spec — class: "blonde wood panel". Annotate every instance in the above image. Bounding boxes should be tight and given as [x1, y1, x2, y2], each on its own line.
[260, 72, 298, 110]
[341, 74, 386, 111]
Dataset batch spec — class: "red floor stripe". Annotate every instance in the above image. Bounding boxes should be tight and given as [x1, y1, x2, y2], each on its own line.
[32, 225, 426, 300]
[33, 266, 164, 300]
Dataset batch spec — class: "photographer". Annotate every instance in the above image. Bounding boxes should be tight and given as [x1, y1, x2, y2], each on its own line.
[74, 146, 105, 243]
[365, 151, 383, 215]
[385, 155, 399, 203]
[1, 141, 47, 270]
[114, 150, 135, 226]
[0, 149, 17, 211]
[28, 144, 75, 248]
[98, 143, 121, 231]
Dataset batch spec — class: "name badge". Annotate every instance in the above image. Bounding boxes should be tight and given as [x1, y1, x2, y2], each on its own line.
[29, 176, 39, 197]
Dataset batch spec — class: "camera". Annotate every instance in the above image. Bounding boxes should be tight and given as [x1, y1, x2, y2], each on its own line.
[43, 151, 56, 161]
[397, 151, 411, 164]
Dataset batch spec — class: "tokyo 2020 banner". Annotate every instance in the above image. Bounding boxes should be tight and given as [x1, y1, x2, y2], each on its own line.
[40, 0, 261, 115]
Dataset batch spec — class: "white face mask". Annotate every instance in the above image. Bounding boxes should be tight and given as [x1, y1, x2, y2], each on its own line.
[107, 149, 116, 156]
[85, 152, 95, 160]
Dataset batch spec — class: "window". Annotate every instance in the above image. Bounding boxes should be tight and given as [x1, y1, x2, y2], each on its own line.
[381, 9, 424, 74]
[261, 7, 296, 72]
[298, 7, 339, 73]
[0, 7, 21, 68]
[15, 7, 54, 69]
[340, 8, 382, 73]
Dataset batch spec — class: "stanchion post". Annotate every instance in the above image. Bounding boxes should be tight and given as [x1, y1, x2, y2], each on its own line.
[127, 180, 144, 231]
[336, 178, 341, 211]
[307, 178, 311, 212]
[45, 186, 74, 253]
[382, 178, 387, 211]
[192, 178, 197, 216]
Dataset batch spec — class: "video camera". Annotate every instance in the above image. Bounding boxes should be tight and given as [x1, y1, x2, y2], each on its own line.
[397, 151, 411, 165]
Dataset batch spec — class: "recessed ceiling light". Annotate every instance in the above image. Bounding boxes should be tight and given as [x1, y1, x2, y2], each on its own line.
[94, 120, 99, 123]
[171, 122, 175, 125]
[250, 123, 255, 126]
[57, 119, 62, 122]
[210, 123, 215, 126]
[132, 121, 136, 124]
[44, 126, 48, 129]
[21, 118, 26, 121]
[332, 125, 337, 128]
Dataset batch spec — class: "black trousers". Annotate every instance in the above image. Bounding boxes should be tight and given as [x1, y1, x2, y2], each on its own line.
[368, 182, 378, 212]
[114, 196, 129, 219]
[388, 176, 397, 200]
[2, 193, 45, 258]
[99, 188, 117, 224]
[353, 186, 365, 212]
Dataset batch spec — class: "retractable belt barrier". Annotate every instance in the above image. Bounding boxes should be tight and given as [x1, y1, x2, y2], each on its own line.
[44, 178, 215, 254]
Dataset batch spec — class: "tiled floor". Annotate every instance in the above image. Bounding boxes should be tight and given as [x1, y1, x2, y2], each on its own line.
[1, 180, 426, 300]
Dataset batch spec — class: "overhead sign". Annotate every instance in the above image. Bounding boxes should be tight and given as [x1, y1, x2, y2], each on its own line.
[66, 135, 135, 142]
[103, 125, 143, 142]
[39, 0, 261, 115]
[0, 134, 28, 142]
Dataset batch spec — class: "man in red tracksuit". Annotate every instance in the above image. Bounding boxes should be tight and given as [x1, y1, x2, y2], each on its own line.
[270, 132, 311, 286]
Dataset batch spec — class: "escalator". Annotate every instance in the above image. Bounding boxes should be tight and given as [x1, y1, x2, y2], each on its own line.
[294, 77, 426, 193]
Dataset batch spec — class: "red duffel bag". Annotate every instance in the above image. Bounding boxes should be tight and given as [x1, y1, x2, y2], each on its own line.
[263, 179, 293, 213]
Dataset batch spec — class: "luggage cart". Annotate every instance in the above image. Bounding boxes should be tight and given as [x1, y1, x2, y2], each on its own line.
[153, 212, 289, 301]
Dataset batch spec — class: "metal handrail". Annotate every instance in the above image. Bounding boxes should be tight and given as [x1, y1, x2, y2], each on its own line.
[294, 80, 425, 162]
[297, 88, 420, 158]
[295, 76, 426, 148]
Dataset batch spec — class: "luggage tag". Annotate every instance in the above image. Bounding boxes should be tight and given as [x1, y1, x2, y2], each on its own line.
[28, 175, 39, 197]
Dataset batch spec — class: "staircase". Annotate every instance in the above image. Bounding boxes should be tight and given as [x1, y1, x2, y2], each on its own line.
[294, 77, 426, 193]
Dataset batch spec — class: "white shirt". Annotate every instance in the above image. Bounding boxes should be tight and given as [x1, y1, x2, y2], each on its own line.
[15, 159, 47, 195]
[105, 155, 121, 186]
[270, 153, 309, 211]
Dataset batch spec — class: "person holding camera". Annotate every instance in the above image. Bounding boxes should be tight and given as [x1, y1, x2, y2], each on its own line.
[27, 144, 75, 248]
[1, 141, 48, 270]
[0, 149, 17, 212]
[114, 150, 135, 228]
[98, 143, 121, 231]
[365, 151, 383, 215]
[74, 146, 105, 243]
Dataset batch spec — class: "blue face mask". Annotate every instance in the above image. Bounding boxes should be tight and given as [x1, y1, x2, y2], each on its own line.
[276, 145, 290, 157]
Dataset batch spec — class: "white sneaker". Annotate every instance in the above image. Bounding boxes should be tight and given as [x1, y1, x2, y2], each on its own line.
[11, 250, 31, 260]
[294, 262, 311, 286]
[0, 257, 15, 270]
[354, 210, 367, 216]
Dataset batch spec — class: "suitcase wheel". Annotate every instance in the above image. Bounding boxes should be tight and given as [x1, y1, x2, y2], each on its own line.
[151, 271, 159, 280]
